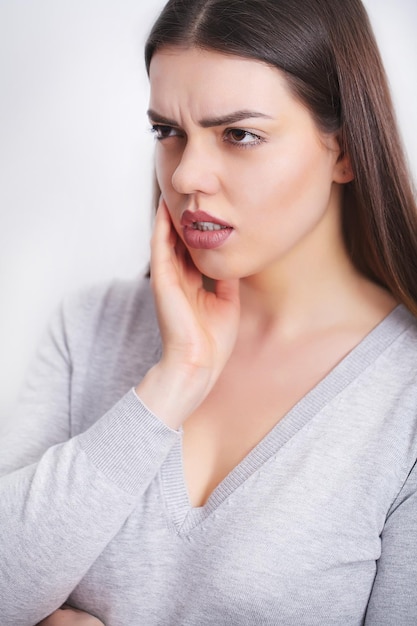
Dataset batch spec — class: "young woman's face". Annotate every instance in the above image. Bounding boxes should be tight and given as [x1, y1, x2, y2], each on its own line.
[148, 47, 348, 281]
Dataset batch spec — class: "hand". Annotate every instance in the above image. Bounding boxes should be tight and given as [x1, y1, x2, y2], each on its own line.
[137, 198, 240, 428]
[36, 605, 105, 625]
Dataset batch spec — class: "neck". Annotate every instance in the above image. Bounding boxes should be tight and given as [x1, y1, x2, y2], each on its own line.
[238, 233, 394, 341]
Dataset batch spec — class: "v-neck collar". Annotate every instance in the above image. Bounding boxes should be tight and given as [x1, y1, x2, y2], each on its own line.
[159, 304, 415, 535]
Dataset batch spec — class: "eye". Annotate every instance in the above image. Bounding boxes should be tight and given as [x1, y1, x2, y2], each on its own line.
[150, 124, 184, 140]
[223, 128, 264, 148]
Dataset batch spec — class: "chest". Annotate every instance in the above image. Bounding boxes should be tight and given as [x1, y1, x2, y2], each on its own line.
[182, 338, 353, 507]
[69, 430, 387, 625]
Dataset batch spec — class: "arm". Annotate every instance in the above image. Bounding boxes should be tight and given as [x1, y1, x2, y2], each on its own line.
[365, 459, 417, 625]
[0, 290, 179, 625]
[0, 200, 240, 625]
[0, 387, 180, 625]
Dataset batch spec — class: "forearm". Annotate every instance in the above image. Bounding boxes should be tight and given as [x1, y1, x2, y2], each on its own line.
[0, 391, 180, 626]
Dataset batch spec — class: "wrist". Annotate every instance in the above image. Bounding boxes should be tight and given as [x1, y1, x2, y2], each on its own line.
[135, 361, 209, 430]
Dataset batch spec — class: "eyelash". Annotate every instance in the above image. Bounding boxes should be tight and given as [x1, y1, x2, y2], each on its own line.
[149, 124, 265, 149]
[223, 128, 265, 148]
[150, 125, 183, 141]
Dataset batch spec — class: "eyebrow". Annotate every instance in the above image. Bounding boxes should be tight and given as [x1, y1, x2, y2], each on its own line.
[147, 109, 272, 128]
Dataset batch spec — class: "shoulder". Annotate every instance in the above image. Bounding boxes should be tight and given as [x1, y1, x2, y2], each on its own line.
[58, 275, 160, 426]
[61, 274, 153, 326]
[46, 275, 159, 391]
[58, 274, 155, 346]
[373, 305, 417, 476]
[384, 305, 417, 381]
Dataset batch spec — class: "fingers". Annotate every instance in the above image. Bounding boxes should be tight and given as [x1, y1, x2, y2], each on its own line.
[151, 198, 202, 290]
[152, 198, 177, 256]
[174, 236, 199, 275]
[150, 198, 178, 282]
[151, 198, 239, 310]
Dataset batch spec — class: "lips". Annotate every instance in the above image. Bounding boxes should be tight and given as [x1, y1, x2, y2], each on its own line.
[180, 210, 233, 229]
[180, 210, 234, 250]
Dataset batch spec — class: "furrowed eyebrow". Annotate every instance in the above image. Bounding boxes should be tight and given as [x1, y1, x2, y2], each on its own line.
[199, 110, 272, 128]
[147, 109, 272, 128]
[147, 110, 179, 127]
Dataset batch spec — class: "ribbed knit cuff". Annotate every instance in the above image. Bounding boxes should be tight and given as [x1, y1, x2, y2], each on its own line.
[78, 389, 181, 496]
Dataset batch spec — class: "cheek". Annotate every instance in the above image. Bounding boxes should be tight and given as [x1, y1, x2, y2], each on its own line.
[236, 144, 335, 221]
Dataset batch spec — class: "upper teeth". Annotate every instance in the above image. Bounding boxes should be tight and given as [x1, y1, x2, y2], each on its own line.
[193, 221, 226, 231]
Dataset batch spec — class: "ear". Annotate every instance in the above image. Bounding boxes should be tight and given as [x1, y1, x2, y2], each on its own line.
[331, 132, 354, 183]
[333, 151, 354, 184]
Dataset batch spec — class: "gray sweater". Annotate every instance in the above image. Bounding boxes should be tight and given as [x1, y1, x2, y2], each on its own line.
[1, 277, 417, 625]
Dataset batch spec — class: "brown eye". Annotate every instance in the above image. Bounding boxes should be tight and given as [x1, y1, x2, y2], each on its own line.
[151, 125, 183, 140]
[229, 129, 247, 142]
[224, 128, 264, 147]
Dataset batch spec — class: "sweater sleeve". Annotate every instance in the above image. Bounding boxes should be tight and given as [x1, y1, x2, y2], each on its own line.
[0, 295, 180, 626]
[364, 459, 417, 625]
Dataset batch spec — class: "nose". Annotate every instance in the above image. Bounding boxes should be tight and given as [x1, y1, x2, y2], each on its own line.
[171, 139, 220, 196]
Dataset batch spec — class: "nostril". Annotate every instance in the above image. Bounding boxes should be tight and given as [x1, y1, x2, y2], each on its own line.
[171, 166, 189, 194]
[172, 160, 198, 194]
[171, 159, 220, 196]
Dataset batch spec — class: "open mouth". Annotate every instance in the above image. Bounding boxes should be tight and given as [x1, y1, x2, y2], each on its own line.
[192, 221, 229, 232]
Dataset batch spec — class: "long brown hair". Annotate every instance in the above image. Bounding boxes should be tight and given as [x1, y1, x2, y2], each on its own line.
[145, 0, 417, 314]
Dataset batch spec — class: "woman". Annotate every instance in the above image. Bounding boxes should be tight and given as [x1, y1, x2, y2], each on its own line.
[2, 0, 417, 624]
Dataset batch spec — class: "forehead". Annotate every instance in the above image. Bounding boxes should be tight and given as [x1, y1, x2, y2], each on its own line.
[148, 46, 292, 113]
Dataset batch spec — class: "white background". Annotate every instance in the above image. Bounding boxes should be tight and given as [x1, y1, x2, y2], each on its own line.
[0, 0, 416, 426]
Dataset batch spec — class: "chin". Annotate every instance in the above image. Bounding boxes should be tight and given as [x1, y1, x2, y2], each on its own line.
[188, 247, 256, 282]
[192, 258, 239, 282]
[201, 268, 235, 281]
